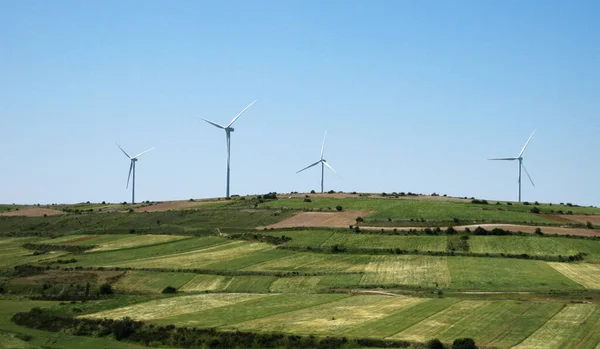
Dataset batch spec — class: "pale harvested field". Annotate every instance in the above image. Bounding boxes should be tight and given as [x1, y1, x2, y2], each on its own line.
[180, 274, 233, 292]
[85, 293, 269, 321]
[547, 263, 600, 289]
[360, 255, 451, 287]
[0, 207, 64, 217]
[264, 210, 372, 229]
[114, 241, 274, 269]
[512, 304, 595, 349]
[231, 295, 425, 335]
[135, 200, 220, 212]
[560, 215, 600, 225]
[88, 234, 190, 252]
[391, 300, 490, 342]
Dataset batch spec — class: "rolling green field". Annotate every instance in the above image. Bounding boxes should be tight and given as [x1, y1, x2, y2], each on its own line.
[254, 196, 600, 224]
[2, 193, 600, 348]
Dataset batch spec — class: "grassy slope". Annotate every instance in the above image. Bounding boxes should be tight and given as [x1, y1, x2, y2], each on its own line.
[0, 299, 154, 349]
[255, 197, 590, 224]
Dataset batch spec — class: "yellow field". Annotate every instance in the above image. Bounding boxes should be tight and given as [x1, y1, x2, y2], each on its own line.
[513, 304, 595, 349]
[180, 274, 233, 292]
[547, 263, 600, 289]
[269, 276, 322, 292]
[360, 255, 451, 287]
[230, 295, 425, 335]
[88, 234, 190, 252]
[391, 300, 490, 342]
[113, 241, 274, 269]
[84, 293, 269, 321]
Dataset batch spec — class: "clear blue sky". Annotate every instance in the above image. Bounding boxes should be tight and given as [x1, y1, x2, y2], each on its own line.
[1, 0, 598, 206]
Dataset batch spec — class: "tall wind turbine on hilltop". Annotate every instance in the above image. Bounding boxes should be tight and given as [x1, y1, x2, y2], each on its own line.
[201, 100, 257, 198]
[297, 131, 340, 193]
[117, 144, 154, 204]
[488, 130, 536, 202]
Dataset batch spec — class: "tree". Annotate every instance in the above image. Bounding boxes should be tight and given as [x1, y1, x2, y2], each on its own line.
[99, 283, 113, 295]
[426, 338, 444, 349]
[452, 338, 477, 349]
[84, 282, 90, 299]
[162, 286, 177, 294]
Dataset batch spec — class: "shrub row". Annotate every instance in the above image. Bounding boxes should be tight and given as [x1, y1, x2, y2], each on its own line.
[22, 243, 97, 254]
[12, 308, 418, 349]
[225, 232, 291, 245]
[277, 245, 586, 262]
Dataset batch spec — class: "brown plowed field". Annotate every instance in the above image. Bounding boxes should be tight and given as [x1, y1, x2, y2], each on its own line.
[559, 215, 600, 225]
[135, 200, 220, 212]
[0, 208, 65, 217]
[264, 210, 372, 229]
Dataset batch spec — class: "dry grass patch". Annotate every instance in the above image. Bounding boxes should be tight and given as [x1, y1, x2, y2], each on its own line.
[0, 208, 64, 217]
[360, 255, 450, 287]
[263, 210, 372, 229]
[233, 295, 425, 335]
[84, 293, 269, 321]
[269, 276, 322, 292]
[391, 300, 490, 342]
[114, 241, 273, 269]
[180, 274, 233, 292]
[547, 263, 600, 289]
[88, 235, 190, 252]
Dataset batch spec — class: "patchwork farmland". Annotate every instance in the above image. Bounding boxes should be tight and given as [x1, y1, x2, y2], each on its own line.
[1, 193, 600, 348]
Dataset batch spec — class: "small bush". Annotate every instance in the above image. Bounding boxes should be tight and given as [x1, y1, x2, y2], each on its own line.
[587, 221, 594, 229]
[530, 206, 540, 214]
[304, 198, 312, 203]
[355, 217, 364, 223]
[99, 283, 113, 295]
[426, 339, 444, 349]
[310, 190, 316, 194]
[452, 337, 477, 349]
[162, 286, 177, 294]
[336, 205, 343, 211]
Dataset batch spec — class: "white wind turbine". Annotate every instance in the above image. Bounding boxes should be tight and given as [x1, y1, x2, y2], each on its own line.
[117, 144, 154, 204]
[297, 131, 340, 193]
[488, 130, 536, 202]
[201, 100, 257, 198]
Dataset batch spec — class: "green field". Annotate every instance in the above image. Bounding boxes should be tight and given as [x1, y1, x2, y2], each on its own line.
[254, 197, 589, 224]
[2, 193, 600, 348]
[469, 236, 600, 260]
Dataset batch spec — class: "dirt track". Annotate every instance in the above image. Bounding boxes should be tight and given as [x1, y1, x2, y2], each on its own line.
[0, 208, 65, 217]
[264, 210, 372, 229]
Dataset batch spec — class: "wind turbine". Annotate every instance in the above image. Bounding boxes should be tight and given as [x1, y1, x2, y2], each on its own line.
[488, 130, 536, 202]
[117, 144, 154, 204]
[201, 100, 257, 198]
[297, 131, 340, 193]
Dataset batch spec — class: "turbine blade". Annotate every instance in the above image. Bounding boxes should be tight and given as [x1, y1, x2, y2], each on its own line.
[126, 161, 133, 189]
[522, 163, 535, 187]
[116, 144, 131, 159]
[519, 130, 536, 157]
[320, 130, 327, 159]
[133, 147, 155, 159]
[296, 160, 321, 174]
[201, 118, 226, 129]
[488, 158, 518, 161]
[227, 100, 257, 128]
[323, 161, 341, 178]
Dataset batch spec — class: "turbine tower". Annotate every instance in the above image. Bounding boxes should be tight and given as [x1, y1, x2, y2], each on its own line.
[117, 144, 154, 204]
[201, 100, 257, 198]
[297, 131, 340, 193]
[488, 130, 536, 202]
